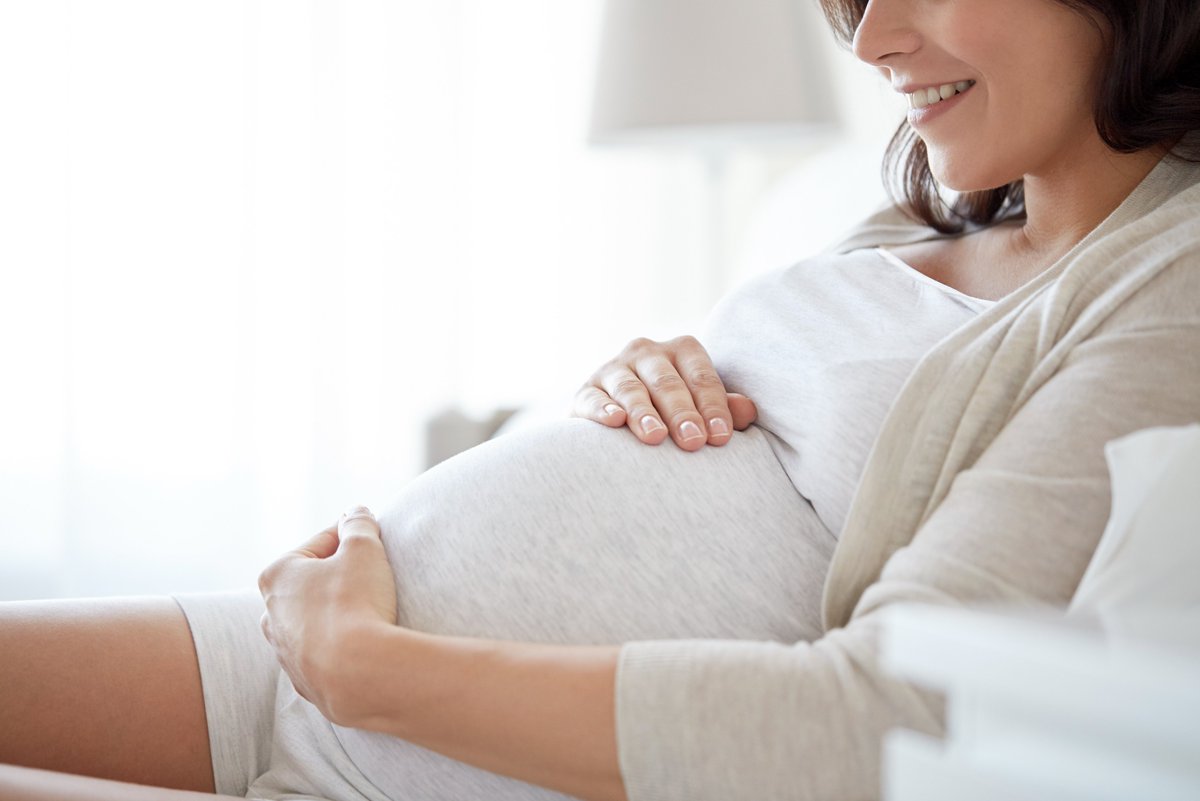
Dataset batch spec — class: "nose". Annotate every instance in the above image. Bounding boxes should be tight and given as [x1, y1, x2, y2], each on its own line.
[851, 0, 921, 69]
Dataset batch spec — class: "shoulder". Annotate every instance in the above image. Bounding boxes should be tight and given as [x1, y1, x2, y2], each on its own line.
[1099, 244, 1200, 333]
[1089, 178, 1200, 332]
[821, 200, 950, 256]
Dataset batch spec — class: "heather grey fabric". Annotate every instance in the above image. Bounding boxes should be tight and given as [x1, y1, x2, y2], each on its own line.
[170, 590, 279, 798]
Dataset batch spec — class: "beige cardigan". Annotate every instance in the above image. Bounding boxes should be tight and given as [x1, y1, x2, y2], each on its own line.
[614, 142, 1200, 801]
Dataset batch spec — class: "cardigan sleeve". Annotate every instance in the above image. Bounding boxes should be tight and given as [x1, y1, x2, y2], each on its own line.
[613, 270, 1200, 800]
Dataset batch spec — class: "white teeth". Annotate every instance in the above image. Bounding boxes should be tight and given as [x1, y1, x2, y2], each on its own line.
[907, 80, 975, 109]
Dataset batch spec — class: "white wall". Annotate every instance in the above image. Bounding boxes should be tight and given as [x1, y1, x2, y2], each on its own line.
[0, 0, 907, 601]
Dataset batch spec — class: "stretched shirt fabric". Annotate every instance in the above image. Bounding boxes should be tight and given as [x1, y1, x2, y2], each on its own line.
[701, 245, 995, 543]
[614, 143, 1200, 800]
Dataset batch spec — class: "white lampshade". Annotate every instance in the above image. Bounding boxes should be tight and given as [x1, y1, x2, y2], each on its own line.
[588, 0, 839, 149]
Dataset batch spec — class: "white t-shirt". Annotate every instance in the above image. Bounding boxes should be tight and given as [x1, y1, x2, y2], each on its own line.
[703, 246, 996, 538]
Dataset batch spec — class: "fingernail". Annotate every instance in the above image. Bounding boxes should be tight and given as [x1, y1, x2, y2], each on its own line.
[641, 415, 665, 435]
[603, 404, 622, 417]
[342, 505, 373, 520]
[708, 418, 730, 438]
[680, 420, 704, 442]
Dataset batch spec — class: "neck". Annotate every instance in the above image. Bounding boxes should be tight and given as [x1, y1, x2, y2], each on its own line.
[1005, 132, 1171, 264]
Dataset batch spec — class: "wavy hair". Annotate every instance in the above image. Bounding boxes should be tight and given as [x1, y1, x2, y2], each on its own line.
[817, 0, 1200, 233]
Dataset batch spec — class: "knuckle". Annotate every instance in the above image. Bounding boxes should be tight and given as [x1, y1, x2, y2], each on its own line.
[613, 377, 648, 397]
[588, 362, 621, 388]
[649, 373, 687, 394]
[603, 360, 629, 379]
[698, 404, 731, 421]
[342, 532, 377, 551]
[671, 334, 701, 350]
[689, 368, 725, 390]
[624, 336, 658, 356]
[257, 566, 272, 594]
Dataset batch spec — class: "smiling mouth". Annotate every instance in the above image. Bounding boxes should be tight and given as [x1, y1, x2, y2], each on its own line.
[907, 80, 976, 110]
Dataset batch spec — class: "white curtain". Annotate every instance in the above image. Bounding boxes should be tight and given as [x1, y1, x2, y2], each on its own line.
[1, 0, 797, 601]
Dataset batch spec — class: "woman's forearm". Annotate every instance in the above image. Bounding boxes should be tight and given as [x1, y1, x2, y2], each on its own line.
[333, 623, 629, 801]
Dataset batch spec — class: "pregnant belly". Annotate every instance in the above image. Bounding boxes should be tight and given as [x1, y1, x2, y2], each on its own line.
[310, 418, 837, 801]
[376, 417, 834, 644]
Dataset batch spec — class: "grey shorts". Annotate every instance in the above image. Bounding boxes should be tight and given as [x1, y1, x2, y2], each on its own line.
[170, 589, 391, 801]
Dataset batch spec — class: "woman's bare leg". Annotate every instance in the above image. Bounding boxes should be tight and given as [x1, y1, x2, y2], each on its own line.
[0, 596, 216, 794]
[0, 763, 245, 800]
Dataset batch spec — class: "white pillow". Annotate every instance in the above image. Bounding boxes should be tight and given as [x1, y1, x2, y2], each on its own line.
[1068, 423, 1200, 623]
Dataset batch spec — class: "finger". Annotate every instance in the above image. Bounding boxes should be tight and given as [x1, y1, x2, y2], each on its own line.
[672, 338, 733, 447]
[571, 385, 626, 427]
[338, 505, 381, 544]
[600, 367, 669, 445]
[631, 353, 706, 451]
[728, 394, 757, 430]
[292, 525, 340, 560]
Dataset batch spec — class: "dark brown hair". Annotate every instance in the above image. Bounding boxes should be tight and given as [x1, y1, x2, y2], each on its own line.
[818, 0, 1200, 233]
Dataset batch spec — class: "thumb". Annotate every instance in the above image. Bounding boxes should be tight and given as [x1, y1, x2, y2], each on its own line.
[294, 525, 340, 559]
[338, 505, 381, 544]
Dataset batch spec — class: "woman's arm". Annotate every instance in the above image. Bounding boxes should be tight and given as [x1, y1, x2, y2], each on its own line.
[331, 624, 628, 801]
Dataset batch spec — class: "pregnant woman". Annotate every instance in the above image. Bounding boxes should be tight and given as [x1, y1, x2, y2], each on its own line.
[3, 1, 1199, 799]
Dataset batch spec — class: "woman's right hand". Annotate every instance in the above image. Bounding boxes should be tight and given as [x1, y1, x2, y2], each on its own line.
[572, 335, 757, 451]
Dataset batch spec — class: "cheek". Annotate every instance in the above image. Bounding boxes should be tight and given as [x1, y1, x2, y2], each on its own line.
[922, 72, 1095, 193]
[919, 3, 1105, 191]
[920, 85, 1027, 192]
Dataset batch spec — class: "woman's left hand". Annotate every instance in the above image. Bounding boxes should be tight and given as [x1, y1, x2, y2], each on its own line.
[257, 506, 397, 723]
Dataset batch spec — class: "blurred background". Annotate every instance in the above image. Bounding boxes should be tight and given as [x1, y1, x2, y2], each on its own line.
[0, 0, 903, 600]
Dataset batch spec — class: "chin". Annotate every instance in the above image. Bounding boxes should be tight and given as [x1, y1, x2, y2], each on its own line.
[928, 156, 1018, 195]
